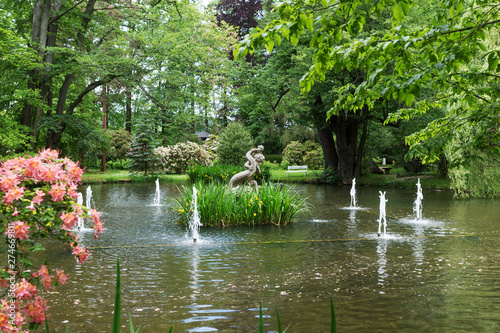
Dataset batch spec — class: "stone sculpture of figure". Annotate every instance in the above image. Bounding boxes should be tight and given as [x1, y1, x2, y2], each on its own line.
[228, 145, 265, 190]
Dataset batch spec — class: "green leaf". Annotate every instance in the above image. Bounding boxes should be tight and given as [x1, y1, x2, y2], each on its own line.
[487, 52, 498, 71]
[112, 257, 121, 333]
[265, 40, 275, 53]
[400, 1, 409, 15]
[405, 93, 415, 107]
[435, 62, 444, 71]
[393, 3, 404, 23]
[330, 297, 336, 333]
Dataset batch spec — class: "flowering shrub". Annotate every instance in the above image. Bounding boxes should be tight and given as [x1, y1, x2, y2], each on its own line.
[304, 149, 324, 170]
[200, 135, 219, 161]
[154, 141, 213, 174]
[108, 129, 132, 161]
[0, 149, 104, 331]
[282, 141, 305, 165]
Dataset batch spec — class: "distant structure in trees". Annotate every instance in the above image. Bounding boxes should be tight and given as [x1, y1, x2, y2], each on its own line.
[197, 130, 211, 141]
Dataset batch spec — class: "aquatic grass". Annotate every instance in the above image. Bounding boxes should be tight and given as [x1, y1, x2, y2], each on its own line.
[172, 181, 309, 227]
[111, 257, 121, 333]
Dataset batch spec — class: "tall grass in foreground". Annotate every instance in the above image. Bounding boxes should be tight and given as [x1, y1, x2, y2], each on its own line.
[172, 182, 310, 227]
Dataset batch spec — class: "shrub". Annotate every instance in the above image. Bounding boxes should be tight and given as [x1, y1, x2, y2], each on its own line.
[304, 149, 323, 170]
[113, 161, 123, 170]
[266, 154, 283, 164]
[317, 167, 342, 185]
[200, 134, 220, 161]
[108, 129, 132, 161]
[172, 182, 309, 227]
[282, 141, 304, 165]
[154, 141, 213, 174]
[128, 122, 161, 176]
[216, 123, 254, 165]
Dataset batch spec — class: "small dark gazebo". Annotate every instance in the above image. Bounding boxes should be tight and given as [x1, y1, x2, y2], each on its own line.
[197, 130, 211, 141]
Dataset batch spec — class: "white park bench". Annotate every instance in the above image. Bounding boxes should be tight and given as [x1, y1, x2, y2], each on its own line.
[286, 165, 308, 176]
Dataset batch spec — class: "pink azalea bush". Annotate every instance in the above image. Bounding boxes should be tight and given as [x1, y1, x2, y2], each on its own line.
[0, 149, 104, 331]
[154, 141, 213, 174]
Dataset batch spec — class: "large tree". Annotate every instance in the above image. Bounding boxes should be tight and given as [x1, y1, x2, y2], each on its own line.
[235, 0, 500, 192]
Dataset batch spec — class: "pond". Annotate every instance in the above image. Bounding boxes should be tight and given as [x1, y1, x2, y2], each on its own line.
[44, 182, 500, 332]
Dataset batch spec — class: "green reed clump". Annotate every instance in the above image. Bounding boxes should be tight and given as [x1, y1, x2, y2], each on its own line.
[172, 181, 309, 227]
[186, 164, 271, 184]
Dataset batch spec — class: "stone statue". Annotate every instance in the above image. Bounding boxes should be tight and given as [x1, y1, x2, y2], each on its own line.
[228, 145, 265, 190]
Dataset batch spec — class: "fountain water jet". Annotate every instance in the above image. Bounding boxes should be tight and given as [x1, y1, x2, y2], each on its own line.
[413, 178, 423, 220]
[153, 179, 161, 206]
[350, 178, 357, 208]
[74, 188, 93, 232]
[377, 191, 388, 237]
[86, 185, 93, 210]
[76, 193, 85, 230]
[189, 186, 202, 242]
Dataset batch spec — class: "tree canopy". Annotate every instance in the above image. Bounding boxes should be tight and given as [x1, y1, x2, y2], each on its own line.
[234, 0, 500, 194]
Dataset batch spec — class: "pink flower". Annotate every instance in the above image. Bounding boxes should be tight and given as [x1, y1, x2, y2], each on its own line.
[39, 163, 62, 183]
[14, 278, 38, 300]
[12, 208, 19, 216]
[24, 156, 42, 178]
[10, 221, 30, 240]
[26, 201, 35, 211]
[24, 296, 47, 324]
[66, 183, 78, 200]
[65, 159, 84, 182]
[32, 190, 45, 205]
[71, 245, 90, 264]
[55, 269, 68, 285]
[31, 265, 52, 290]
[60, 212, 77, 231]
[48, 183, 66, 202]
[3, 186, 25, 205]
[38, 148, 59, 161]
[0, 170, 20, 192]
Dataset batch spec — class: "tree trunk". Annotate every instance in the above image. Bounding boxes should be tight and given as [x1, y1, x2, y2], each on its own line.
[101, 85, 107, 172]
[126, 89, 132, 133]
[317, 125, 338, 172]
[355, 106, 369, 177]
[331, 110, 361, 182]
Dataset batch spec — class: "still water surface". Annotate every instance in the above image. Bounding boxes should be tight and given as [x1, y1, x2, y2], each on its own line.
[44, 183, 500, 332]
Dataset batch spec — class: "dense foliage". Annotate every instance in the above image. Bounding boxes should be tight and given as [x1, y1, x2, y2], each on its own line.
[235, 0, 500, 196]
[2, 0, 499, 196]
[216, 122, 254, 166]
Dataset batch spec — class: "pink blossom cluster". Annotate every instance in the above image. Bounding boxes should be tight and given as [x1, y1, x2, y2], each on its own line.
[0, 265, 68, 331]
[0, 149, 104, 331]
[154, 141, 213, 174]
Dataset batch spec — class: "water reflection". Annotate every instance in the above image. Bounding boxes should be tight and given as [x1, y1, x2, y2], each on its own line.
[42, 183, 500, 332]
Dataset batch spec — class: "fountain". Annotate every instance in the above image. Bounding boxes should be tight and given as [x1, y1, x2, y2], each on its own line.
[377, 191, 388, 237]
[189, 186, 202, 242]
[153, 178, 161, 206]
[350, 178, 357, 208]
[74, 188, 93, 232]
[76, 193, 85, 230]
[413, 178, 423, 220]
[86, 185, 93, 210]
